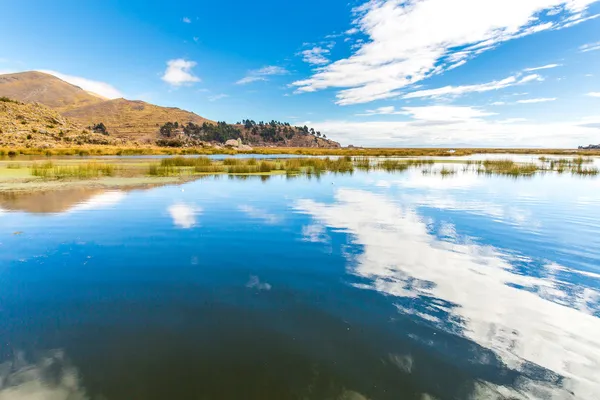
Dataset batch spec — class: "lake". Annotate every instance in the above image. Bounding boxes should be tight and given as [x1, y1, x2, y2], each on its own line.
[1, 157, 599, 399]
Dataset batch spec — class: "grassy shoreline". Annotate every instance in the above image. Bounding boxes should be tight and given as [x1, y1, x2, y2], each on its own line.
[2, 145, 600, 157]
[1, 154, 597, 194]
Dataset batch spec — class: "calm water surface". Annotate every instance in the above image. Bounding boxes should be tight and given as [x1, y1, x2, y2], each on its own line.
[1, 163, 600, 399]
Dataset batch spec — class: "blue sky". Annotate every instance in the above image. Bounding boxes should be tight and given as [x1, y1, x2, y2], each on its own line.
[1, 0, 600, 147]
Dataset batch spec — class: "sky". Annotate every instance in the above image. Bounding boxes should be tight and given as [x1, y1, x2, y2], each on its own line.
[1, 0, 600, 147]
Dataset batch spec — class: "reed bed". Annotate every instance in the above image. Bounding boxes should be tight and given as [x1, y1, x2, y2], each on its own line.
[160, 156, 212, 167]
[31, 162, 115, 179]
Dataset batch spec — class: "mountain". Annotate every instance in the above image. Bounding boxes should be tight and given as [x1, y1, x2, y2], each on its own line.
[0, 71, 104, 111]
[0, 71, 340, 148]
[0, 71, 213, 142]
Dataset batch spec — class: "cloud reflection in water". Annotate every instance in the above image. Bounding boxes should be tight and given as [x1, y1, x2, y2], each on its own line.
[294, 188, 600, 399]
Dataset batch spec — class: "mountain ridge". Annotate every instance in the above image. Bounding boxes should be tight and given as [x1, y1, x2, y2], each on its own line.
[0, 71, 340, 148]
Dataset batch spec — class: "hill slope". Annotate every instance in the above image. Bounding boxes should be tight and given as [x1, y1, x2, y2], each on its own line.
[0, 98, 118, 147]
[0, 71, 104, 112]
[62, 98, 213, 141]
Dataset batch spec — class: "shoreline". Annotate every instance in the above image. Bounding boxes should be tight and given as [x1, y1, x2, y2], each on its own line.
[2, 145, 600, 157]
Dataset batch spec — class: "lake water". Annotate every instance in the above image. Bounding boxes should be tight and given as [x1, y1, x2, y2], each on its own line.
[1, 163, 600, 399]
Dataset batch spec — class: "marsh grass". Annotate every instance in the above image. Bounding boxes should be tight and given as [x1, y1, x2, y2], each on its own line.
[31, 161, 115, 179]
[480, 159, 538, 176]
[6, 163, 21, 169]
[439, 167, 456, 176]
[160, 156, 212, 167]
[572, 166, 599, 176]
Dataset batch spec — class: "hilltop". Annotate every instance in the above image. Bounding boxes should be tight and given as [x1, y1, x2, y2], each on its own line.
[0, 71, 340, 148]
[0, 71, 104, 112]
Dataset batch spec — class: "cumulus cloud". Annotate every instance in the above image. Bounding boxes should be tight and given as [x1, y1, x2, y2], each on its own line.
[168, 203, 201, 229]
[516, 97, 557, 103]
[38, 69, 123, 99]
[182, 17, 191, 23]
[292, 0, 599, 105]
[587, 92, 600, 97]
[523, 63, 562, 71]
[580, 41, 600, 52]
[236, 65, 289, 85]
[403, 74, 542, 99]
[299, 46, 330, 65]
[161, 59, 200, 86]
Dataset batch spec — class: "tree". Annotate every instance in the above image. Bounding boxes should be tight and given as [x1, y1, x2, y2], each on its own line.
[91, 122, 108, 135]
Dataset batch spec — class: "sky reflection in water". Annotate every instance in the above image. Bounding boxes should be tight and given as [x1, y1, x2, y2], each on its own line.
[0, 167, 599, 399]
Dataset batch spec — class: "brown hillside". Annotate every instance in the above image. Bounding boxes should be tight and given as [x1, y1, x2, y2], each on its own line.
[0, 98, 119, 147]
[62, 98, 213, 141]
[0, 71, 104, 111]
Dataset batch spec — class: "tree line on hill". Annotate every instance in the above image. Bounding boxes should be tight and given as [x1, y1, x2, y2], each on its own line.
[156, 119, 328, 147]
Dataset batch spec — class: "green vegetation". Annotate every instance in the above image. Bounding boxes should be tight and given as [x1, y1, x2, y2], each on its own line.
[91, 122, 108, 135]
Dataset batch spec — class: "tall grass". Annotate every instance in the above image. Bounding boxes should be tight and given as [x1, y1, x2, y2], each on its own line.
[31, 162, 115, 179]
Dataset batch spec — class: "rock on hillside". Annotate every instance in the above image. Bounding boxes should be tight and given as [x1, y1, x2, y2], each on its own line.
[62, 98, 213, 142]
[0, 98, 119, 147]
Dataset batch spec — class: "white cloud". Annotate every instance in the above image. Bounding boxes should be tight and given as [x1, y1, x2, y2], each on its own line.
[38, 69, 123, 99]
[402, 105, 496, 121]
[345, 27, 359, 35]
[357, 105, 406, 116]
[168, 203, 201, 229]
[161, 59, 200, 86]
[309, 113, 600, 147]
[491, 101, 506, 105]
[516, 97, 557, 103]
[299, 46, 330, 65]
[208, 93, 228, 101]
[236, 65, 289, 85]
[497, 117, 528, 123]
[580, 41, 600, 52]
[292, 0, 598, 105]
[183, 17, 191, 23]
[523, 63, 562, 71]
[403, 74, 541, 99]
[587, 92, 600, 97]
